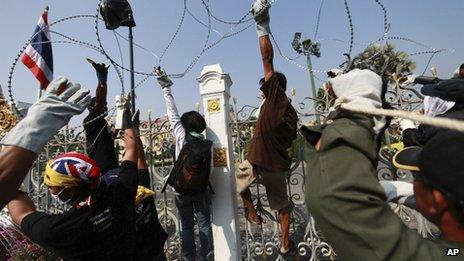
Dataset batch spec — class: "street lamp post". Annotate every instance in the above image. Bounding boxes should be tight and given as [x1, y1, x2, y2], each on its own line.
[100, 0, 136, 113]
[128, 13, 135, 114]
[292, 32, 321, 124]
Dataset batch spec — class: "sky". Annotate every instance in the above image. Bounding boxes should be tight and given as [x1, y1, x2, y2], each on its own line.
[1, 0, 463, 126]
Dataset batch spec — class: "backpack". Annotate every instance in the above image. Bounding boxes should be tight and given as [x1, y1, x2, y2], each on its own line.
[161, 139, 213, 195]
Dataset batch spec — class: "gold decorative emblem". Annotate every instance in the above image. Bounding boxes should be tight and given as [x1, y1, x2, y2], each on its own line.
[0, 94, 17, 137]
[213, 147, 227, 167]
[207, 99, 220, 113]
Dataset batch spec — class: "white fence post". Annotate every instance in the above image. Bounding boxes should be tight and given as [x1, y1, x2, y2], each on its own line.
[197, 64, 241, 260]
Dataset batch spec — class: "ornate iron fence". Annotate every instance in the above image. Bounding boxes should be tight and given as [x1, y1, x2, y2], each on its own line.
[231, 95, 336, 261]
[1, 81, 429, 260]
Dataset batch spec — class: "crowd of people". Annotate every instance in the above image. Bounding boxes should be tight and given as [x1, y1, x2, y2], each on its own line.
[0, 0, 463, 260]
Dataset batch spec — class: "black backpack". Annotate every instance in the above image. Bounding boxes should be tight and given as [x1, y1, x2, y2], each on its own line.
[161, 139, 213, 195]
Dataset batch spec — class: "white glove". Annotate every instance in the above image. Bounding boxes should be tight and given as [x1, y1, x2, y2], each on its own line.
[252, 0, 271, 37]
[115, 94, 132, 130]
[400, 75, 416, 87]
[1, 77, 91, 154]
[399, 119, 416, 133]
[154, 67, 173, 88]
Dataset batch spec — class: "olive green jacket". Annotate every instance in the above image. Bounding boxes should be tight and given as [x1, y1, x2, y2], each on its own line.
[303, 111, 463, 260]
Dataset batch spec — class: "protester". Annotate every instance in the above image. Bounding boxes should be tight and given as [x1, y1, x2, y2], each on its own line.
[84, 61, 119, 174]
[8, 96, 169, 260]
[402, 67, 464, 146]
[132, 134, 169, 261]
[155, 67, 214, 261]
[0, 77, 91, 210]
[101, 118, 168, 261]
[303, 69, 464, 260]
[83, 61, 167, 260]
[236, 0, 298, 255]
[6, 97, 143, 259]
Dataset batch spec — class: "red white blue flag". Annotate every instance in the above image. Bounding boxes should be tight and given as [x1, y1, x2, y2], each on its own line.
[21, 7, 53, 90]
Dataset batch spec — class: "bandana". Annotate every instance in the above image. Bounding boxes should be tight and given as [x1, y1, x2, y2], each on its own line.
[44, 152, 101, 189]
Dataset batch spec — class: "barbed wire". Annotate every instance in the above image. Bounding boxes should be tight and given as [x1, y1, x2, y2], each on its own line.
[186, 0, 224, 37]
[349, 0, 391, 68]
[6, 15, 110, 120]
[5, 0, 454, 133]
[343, 0, 355, 59]
[5, 1, 258, 130]
[271, 0, 391, 74]
[313, 0, 325, 40]
[158, 0, 187, 63]
[112, 30, 125, 90]
[204, 0, 255, 25]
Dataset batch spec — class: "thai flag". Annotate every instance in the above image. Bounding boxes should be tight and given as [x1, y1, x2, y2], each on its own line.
[21, 7, 53, 90]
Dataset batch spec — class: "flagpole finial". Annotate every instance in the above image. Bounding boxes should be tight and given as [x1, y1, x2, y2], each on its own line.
[45, 6, 49, 12]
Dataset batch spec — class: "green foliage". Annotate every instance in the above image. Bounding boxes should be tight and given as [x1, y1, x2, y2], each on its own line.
[349, 43, 416, 81]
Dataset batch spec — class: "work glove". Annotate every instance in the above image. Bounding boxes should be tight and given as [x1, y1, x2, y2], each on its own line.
[132, 109, 140, 129]
[252, 0, 271, 37]
[399, 118, 416, 133]
[1, 77, 91, 154]
[154, 67, 173, 88]
[115, 94, 133, 130]
[92, 62, 110, 84]
[399, 75, 416, 88]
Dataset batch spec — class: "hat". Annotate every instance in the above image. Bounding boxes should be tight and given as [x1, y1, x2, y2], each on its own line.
[421, 78, 464, 102]
[393, 131, 464, 207]
[44, 152, 101, 189]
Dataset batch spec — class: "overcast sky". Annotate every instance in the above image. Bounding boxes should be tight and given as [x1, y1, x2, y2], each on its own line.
[1, 0, 463, 126]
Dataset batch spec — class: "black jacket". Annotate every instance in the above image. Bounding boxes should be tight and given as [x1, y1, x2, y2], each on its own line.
[403, 104, 464, 147]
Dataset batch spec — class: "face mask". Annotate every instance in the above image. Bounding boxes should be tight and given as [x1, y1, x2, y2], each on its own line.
[51, 188, 71, 205]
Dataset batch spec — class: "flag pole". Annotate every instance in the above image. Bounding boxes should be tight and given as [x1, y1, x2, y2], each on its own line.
[37, 88, 42, 101]
[36, 6, 49, 101]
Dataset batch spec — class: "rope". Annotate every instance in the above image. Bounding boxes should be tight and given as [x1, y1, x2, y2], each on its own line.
[339, 103, 464, 133]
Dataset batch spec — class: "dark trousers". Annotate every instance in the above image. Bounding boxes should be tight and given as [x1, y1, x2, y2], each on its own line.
[175, 191, 214, 261]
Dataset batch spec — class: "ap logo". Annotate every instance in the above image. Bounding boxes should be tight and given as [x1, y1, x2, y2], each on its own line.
[446, 248, 460, 256]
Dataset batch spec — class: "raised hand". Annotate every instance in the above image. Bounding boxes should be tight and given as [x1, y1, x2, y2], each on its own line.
[252, 0, 271, 37]
[88, 58, 110, 84]
[115, 94, 134, 130]
[1, 77, 91, 154]
[154, 66, 173, 88]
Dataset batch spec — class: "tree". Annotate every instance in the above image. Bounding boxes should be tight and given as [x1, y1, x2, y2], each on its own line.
[349, 43, 416, 81]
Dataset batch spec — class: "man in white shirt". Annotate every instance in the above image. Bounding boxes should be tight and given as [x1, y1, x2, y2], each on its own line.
[155, 67, 214, 261]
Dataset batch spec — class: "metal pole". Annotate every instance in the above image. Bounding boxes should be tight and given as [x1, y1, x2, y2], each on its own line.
[37, 88, 43, 101]
[128, 19, 136, 114]
[306, 54, 320, 123]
